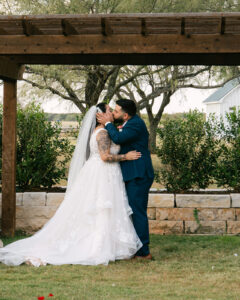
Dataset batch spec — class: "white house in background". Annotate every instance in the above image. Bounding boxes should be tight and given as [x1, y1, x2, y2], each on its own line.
[203, 78, 240, 124]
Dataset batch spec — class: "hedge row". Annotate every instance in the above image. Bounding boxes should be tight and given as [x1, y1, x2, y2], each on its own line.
[156, 109, 240, 192]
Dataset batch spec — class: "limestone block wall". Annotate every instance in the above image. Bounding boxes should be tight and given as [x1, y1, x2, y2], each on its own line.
[148, 193, 240, 234]
[1, 192, 240, 235]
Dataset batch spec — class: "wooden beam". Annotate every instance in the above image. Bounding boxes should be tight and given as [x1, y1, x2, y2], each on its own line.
[0, 34, 240, 55]
[0, 56, 24, 80]
[1, 79, 17, 237]
[6, 53, 240, 66]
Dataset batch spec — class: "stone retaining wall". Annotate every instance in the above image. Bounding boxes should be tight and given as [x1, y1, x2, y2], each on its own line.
[1, 192, 240, 235]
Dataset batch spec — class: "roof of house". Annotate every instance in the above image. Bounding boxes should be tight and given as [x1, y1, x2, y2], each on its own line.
[203, 78, 240, 103]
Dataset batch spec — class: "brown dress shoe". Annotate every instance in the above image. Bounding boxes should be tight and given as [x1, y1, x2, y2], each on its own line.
[134, 253, 153, 260]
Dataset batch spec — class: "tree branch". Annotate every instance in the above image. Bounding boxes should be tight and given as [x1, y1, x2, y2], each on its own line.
[104, 65, 122, 101]
[174, 66, 212, 81]
[23, 79, 86, 112]
[112, 66, 146, 95]
[178, 77, 240, 89]
[24, 66, 86, 112]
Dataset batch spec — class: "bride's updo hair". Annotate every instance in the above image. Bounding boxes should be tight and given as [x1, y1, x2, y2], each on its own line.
[96, 102, 107, 126]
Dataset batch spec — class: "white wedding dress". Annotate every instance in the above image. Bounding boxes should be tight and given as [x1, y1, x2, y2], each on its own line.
[0, 128, 142, 267]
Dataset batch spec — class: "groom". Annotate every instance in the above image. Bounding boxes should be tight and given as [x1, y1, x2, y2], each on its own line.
[97, 99, 154, 259]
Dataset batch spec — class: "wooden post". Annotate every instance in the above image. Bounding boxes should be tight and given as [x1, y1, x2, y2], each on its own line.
[1, 79, 17, 237]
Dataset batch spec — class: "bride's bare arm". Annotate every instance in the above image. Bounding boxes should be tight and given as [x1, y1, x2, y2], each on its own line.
[96, 130, 141, 162]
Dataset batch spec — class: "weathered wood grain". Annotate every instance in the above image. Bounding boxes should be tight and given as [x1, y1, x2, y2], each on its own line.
[0, 14, 239, 36]
[0, 56, 24, 80]
[2, 80, 17, 237]
[0, 34, 239, 55]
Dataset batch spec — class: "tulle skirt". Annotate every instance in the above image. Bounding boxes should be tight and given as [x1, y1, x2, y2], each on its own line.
[0, 156, 142, 266]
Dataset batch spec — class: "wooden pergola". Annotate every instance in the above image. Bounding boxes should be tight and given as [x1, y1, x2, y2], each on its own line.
[2, 12, 240, 236]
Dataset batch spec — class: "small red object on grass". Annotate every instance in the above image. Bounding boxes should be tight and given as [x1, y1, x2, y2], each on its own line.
[37, 297, 45, 300]
[48, 294, 54, 297]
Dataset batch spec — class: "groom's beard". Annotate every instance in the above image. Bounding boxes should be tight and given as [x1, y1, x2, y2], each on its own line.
[113, 119, 123, 126]
[113, 115, 124, 124]
[113, 115, 124, 122]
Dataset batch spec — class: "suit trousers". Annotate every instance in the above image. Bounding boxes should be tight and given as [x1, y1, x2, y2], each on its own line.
[125, 175, 154, 256]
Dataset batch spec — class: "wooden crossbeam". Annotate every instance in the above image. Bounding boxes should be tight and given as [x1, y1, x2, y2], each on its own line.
[0, 34, 240, 55]
[4, 53, 240, 66]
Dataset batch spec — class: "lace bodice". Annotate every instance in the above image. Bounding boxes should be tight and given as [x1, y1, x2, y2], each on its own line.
[90, 128, 120, 157]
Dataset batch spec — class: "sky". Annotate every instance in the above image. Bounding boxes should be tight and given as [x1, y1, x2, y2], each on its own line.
[0, 83, 215, 114]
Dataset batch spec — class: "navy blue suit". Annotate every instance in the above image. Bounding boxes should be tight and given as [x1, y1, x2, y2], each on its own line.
[105, 114, 154, 256]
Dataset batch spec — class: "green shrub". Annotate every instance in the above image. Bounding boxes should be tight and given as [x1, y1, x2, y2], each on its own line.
[214, 109, 240, 191]
[0, 102, 74, 190]
[156, 110, 219, 192]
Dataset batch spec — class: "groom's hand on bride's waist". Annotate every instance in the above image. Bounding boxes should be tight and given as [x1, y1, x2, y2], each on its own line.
[96, 112, 114, 125]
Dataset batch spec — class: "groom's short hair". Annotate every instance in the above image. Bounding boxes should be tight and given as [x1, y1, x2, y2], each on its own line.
[116, 99, 137, 116]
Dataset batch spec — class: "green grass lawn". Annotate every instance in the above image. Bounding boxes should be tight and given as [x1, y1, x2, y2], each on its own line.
[1, 234, 240, 300]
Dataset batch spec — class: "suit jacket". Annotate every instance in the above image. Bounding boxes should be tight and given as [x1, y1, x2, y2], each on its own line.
[105, 114, 154, 182]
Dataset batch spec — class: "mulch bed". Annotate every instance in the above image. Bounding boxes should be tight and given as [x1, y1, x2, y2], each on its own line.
[3, 187, 237, 194]
[15, 186, 67, 193]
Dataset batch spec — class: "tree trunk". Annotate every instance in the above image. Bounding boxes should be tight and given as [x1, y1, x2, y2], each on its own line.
[148, 121, 158, 153]
[145, 93, 173, 153]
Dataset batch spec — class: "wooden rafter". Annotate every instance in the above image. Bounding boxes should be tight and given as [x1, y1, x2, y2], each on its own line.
[101, 18, 113, 36]
[0, 13, 239, 36]
[220, 17, 225, 35]
[141, 18, 147, 36]
[22, 19, 43, 36]
[61, 19, 79, 36]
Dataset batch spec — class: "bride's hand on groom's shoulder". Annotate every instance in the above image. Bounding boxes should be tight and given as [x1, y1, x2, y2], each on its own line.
[126, 150, 142, 161]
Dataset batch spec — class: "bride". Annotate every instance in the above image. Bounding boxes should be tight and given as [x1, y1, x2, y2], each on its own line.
[0, 103, 142, 267]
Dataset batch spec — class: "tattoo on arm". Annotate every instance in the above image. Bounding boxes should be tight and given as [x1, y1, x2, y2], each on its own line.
[96, 130, 126, 162]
